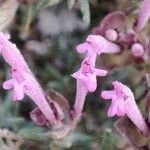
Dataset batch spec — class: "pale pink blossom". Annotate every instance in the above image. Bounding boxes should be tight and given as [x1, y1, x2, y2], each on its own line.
[76, 35, 120, 57]
[3, 68, 30, 101]
[72, 57, 107, 92]
[135, 0, 150, 31]
[72, 57, 107, 119]
[101, 81, 148, 135]
[0, 32, 58, 124]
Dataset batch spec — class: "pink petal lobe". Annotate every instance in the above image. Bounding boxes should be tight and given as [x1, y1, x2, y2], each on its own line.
[116, 100, 126, 116]
[12, 82, 24, 101]
[71, 71, 85, 80]
[101, 91, 114, 100]
[2, 79, 14, 90]
[86, 35, 106, 55]
[107, 105, 117, 117]
[94, 68, 108, 76]
[83, 74, 96, 92]
[76, 43, 89, 53]
[103, 40, 120, 53]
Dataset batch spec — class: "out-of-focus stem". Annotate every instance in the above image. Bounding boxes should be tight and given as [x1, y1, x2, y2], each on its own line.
[135, 0, 150, 31]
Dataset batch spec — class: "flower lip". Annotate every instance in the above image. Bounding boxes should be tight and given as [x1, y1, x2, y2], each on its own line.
[2, 67, 29, 101]
[72, 57, 107, 92]
[101, 81, 132, 117]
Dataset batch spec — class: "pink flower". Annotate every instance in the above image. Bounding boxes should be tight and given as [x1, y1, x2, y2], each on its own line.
[135, 0, 150, 31]
[101, 81, 148, 135]
[72, 57, 107, 119]
[76, 35, 120, 57]
[0, 32, 58, 125]
[3, 68, 31, 101]
[72, 57, 107, 92]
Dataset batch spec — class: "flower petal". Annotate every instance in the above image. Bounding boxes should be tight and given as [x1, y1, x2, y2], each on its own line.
[2, 79, 14, 90]
[76, 43, 90, 53]
[101, 91, 114, 100]
[83, 74, 97, 92]
[86, 35, 106, 55]
[107, 105, 117, 117]
[94, 68, 108, 76]
[116, 100, 126, 116]
[71, 71, 85, 80]
[12, 82, 24, 101]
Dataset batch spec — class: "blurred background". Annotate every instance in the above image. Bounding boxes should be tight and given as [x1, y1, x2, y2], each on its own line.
[0, 0, 147, 149]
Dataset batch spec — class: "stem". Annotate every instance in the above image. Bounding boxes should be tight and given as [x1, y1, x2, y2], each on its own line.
[73, 80, 87, 120]
[23, 3, 33, 33]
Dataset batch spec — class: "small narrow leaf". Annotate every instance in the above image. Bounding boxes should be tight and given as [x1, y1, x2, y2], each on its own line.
[67, 0, 75, 9]
[0, 0, 19, 31]
[79, 0, 90, 26]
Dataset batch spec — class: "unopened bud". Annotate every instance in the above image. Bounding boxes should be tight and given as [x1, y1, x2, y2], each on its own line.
[131, 43, 144, 57]
[105, 29, 118, 42]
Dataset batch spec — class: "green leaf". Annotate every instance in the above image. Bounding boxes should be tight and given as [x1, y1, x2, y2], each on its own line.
[33, 0, 50, 18]
[33, 0, 61, 17]
[0, 94, 14, 115]
[0, 117, 25, 130]
[18, 127, 48, 142]
[53, 133, 93, 148]
[45, 63, 62, 81]
[100, 130, 113, 150]
[79, 0, 90, 26]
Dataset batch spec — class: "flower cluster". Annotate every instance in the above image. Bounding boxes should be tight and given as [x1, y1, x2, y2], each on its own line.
[71, 0, 150, 134]
[71, 34, 120, 119]
[0, 0, 149, 138]
[101, 81, 148, 135]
